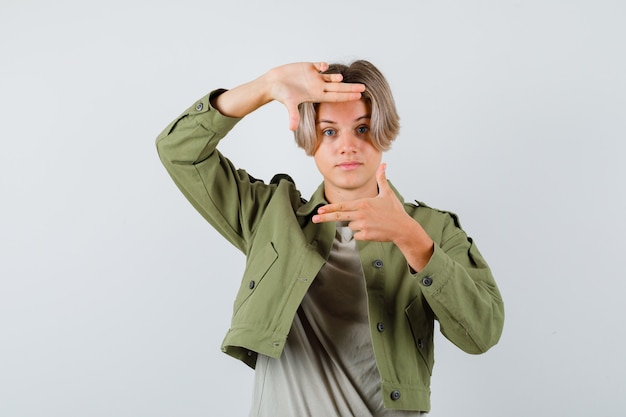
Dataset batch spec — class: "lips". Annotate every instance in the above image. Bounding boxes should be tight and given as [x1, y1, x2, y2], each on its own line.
[337, 161, 362, 170]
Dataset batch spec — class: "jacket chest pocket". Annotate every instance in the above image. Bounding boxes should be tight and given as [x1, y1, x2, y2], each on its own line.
[233, 242, 278, 315]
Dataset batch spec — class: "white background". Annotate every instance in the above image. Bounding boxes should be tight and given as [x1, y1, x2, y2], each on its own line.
[1, 1, 625, 416]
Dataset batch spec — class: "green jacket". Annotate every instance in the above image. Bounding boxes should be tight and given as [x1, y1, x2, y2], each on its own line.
[156, 91, 504, 412]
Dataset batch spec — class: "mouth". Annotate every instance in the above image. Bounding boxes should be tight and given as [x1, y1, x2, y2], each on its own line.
[337, 161, 362, 171]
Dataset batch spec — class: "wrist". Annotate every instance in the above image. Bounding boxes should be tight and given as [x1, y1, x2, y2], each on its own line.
[212, 74, 273, 118]
[255, 69, 278, 105]
[393, 218, 434, 272]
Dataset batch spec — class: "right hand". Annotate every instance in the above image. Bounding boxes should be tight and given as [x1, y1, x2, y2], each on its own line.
[265, 62, 365, 130]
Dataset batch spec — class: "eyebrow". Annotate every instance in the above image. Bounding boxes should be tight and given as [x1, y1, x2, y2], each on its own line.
[316, 114, 371, 124]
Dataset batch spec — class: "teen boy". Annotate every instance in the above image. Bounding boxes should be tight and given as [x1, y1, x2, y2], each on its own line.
[156, 60, 504, 415]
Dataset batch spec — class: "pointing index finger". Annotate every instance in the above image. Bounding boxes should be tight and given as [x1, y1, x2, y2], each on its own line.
[312, 202, 349, 223]
[316, 202, 347, 214]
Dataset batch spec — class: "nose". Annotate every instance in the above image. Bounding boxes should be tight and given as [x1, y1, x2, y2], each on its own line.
[339, 132, 358, 154]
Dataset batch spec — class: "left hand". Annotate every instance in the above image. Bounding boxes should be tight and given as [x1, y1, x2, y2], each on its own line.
[312, 163, 435, 271]
[312, 164, 411, 242]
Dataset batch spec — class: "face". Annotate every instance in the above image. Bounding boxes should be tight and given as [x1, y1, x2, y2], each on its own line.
[313, 100, 383, 203]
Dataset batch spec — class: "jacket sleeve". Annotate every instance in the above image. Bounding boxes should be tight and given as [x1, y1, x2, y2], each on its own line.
[155, 90, 275, 254]
[415, 210, 504, 354]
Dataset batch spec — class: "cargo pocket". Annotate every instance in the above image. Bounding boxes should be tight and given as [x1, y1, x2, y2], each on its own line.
[233, 242, 278, 315]
[405, 299, 435, 376]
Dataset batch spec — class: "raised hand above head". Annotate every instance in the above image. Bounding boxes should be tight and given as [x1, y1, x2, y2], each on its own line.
[266, 62, 366, 130]
[211, 62, 365, 131]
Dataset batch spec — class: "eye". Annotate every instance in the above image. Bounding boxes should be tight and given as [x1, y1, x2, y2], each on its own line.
[356, 125, 370, 135]
[322, 128, 336, 137]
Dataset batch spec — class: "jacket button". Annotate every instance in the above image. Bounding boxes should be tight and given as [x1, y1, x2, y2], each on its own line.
[421, 276, 433, 286]
[195, 102, 204, 111]
[249, 280, 255, 289]
[376, 322, 385, 332]
[390, 390, 401, 401]
[373, 259, 384, 268]
[418, 339, 424, 349]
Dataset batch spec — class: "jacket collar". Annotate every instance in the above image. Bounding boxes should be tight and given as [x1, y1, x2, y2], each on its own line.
[296, 183, 328, 217]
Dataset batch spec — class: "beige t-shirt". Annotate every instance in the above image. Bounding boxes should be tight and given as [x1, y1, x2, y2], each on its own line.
[249, 223, 424, 417]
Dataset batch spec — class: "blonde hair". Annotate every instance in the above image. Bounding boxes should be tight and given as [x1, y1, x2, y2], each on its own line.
[294, 60, 400, 156]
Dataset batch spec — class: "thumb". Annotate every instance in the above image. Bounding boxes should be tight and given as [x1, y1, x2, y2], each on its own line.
[376, 163, 391, 195]
[286, 103, 301, 131]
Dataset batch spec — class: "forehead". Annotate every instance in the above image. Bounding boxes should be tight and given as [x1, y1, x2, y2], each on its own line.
[316, 100, 371, 123]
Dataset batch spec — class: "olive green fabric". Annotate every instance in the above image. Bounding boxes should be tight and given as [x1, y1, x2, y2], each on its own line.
[156, 91, 504, 412]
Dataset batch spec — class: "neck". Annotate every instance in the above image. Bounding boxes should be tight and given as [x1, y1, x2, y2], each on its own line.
[323, 184, 378, 204]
